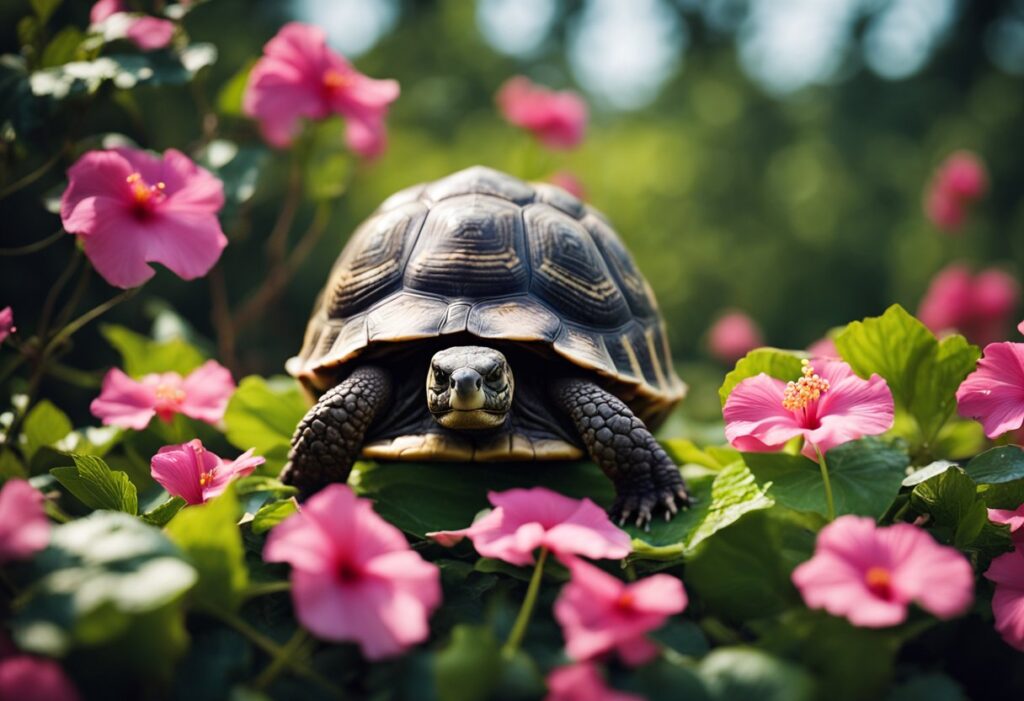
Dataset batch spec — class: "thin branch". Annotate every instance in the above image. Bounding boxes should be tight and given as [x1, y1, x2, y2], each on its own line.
[208, 265, 239, 372]
[265, 157, 304, 268]
[0, 146, 66, 201]
[0, 228, 67, 256]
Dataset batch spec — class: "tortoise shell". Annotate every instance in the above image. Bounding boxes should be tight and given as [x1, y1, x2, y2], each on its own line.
[287, 166, 686, 427]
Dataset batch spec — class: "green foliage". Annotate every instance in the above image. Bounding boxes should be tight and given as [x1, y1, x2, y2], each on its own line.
[835, 305, 980, 445]
[223, 376, 308, 473]
[743, 438, 910, 519]
[22, 399, 72, 459]
[166, 489, 249, 613]
[718, 348, 804, 406]
[697, 647, 815, 701]
[434, 625, 502, 701]
[101, 324, 206, 377]
[909, 466, 1013, 557]
[250, 499, 296, 534]
[51, 454, 138, 514]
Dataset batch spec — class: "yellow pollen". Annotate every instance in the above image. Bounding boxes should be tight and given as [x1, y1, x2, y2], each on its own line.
[616, 591, 635, 609]
[782, 359, 830, 411]
[154, 383, 186, 404]
[198, 471, 214, 487]
[323, 69, 350, 90]
[865, 566, 891, 590]
[126, 172, 166, 205]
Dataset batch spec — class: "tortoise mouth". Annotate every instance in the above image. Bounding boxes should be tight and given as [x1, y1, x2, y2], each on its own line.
[433, 408, 508, 430]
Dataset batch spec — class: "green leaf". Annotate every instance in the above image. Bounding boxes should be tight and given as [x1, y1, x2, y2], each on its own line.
[12, 512, 196, 657]
[234, 475, 297, 497]
[22, 400, 72, 459]
[909, 467, 1012, 556]
[696, 647, 815, 701]
[142, 496, 186, 527]
[223, 376, 309, 472]
[662, 438, 729, 470]
[628, 461, 775, 560]
[885, 673, 968, 701]
[196, 139, 266, 205]
[434, 625, 502, 701]
[101, 324, 206, 377]
[251, 499, 296, 534]
[834, 305, 980, 442]
[685, 510, 814, 622]
[743, 438, 909, 519]
[216, 59, 255, 116]
[718, 348, 804, 406]
[902, 460, 956, 488]
[40, 27, 84, 68]
[31, 0, 62, 23]
[51, 454, 138, 514]
[29, 45, 216, 100]
[165, 489, 248, 613]
[965, 446, 1024, 484]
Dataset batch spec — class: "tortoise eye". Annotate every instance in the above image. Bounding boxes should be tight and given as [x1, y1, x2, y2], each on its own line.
[433, 369, 449, 386]
[488, 367, 504, 383]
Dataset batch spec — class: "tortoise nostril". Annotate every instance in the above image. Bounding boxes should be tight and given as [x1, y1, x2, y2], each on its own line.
[476, 378, 481, 389]
[451, 368, 482, 397]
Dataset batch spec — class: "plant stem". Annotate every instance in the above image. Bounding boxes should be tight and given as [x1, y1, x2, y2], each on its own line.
[502, 546, 548, 659]
[0, 228, 66, 256]
[208, 265, 238, 372]
[253, 627, 309, 691]
[0, 146, 66, 201]
[42, 287, 138, 358]
[244, 580, 292, 599]
[814, 444, 836, 521]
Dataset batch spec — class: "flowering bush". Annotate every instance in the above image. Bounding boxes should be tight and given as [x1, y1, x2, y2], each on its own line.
[1, 3, 1023, 701]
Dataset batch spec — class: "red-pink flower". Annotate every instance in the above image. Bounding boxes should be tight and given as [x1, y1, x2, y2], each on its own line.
[554, 557, 686, 666]
[985, 548, 1024, 651]
[263, 484, 441, 659]
[548, 171, 587, 200]
[723, 359, 894, 460]
[61, 148, 226, 289]
[924, 150, 988, 233]
[150, 439, 264, 505]
[90, 360, 235, 430]
[792, 516, 973, 627]
[0, 655, 81, 701]
[707, 310, 763, 364]
[0, 307, 14, 345]
[545, 662, 643, 701]
[956, 340, 1024, 439]
[243, 22, 400, 157]
[0, 480, 50, 564]
[918, 263, 1019, 346]
[90, 0, 175, 51]
[496, 76, 588, 150]
[428, 488, 631, 566]
[989, 505, 1024, 544]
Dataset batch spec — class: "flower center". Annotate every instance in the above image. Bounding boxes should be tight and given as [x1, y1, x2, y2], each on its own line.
[154, 383, 186, 405]
[322, 69, 350, 92]
[126, 172, 167, 211]
[198, 470, 215, 487]
[864, 566, 893, 599]
[336, 560, 361, 584]
[782, 360, 830, 412]
[615, 591, 635, 610]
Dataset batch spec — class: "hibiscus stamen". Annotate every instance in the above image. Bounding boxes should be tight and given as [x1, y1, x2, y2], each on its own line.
[154, 383, 186, 405]
[126, 172, 168, 208]
[864, 565, 893, 599]
[782, 359, 830, 412]
[615, 591, 636, 610]
[323, 69, 350, 91]
[198, 470, 214, 487]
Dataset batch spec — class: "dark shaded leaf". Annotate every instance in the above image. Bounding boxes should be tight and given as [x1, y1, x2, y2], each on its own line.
[51, 454, 138, 514]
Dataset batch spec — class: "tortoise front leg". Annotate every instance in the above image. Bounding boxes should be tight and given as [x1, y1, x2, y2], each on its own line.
[552, 378, 690, 528]
[280, 365, 392, 498]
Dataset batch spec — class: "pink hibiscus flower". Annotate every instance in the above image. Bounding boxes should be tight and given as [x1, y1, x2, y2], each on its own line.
[807, 336, 840, 360]
[90, 360, 235, 430]
[707, 310, 763, 364]
[554, 557, 687, 666]
[955, 339, 1024, 439]
[90, 0, 175, 51]
[0, 655, 81, 701]
[150, 439, 264, 505]
[723, 358, 894, 459]
[496, 76, 588, 150]
[263, 484, 441, 659]
[428, 487, 631, 567]
[60, 148, 226, 289]
[548, 171, 587, 200]
[989, 506, 1024, 545]
[243, 22, 400, 157]
[0, 307, 14, 345]
[923, 150, 988, 233]
[985, 548, 1024, 651]
[0, 479, 50, 564]
[545, 662, 643, 701]
[918, 263, 1019, 346]
[792, 516, 974, 628]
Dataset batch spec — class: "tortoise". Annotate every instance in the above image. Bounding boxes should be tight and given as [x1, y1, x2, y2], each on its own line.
[281, 166, 690, 526]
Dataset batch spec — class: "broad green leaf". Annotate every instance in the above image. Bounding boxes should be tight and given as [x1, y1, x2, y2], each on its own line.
[0, 448, 26, 479]
[662, 438, 728, 470]
[835, 305, 980, 443]
[142, 496, 186, 527]
[40, 27, 84, 68]
[197, 139, 266, 206]
[166, 490, 248, 613]
[29, 45, 217, 100]
[12, 512, 196, 656]
[718, 348, 804, 406]
[51, 454, 138, 514]
[22, 400, 72, 459]
[251, 499, 296, 534]
[234, 475, 297, 497]
[686, 509, 816, 622]
[31, 0, 62, 23]
[902, 460, 956, 488]
[101, 324, 206, 377]
[743, 438, 909, 519]
[965, 446, 1024, 484]
[910, 467, 1012, 556]
[628, 461, 774, 559]
[224, 376, 308, 472]
[885, 673, 968, 701]
[216, 59, 255, 116]
[697, 647, 814, 701]
[434, 625, 502, 701]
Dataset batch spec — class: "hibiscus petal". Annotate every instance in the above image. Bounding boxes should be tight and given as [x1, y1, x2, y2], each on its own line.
[90, 367, 157, 429]
[139, 210, 227, 282]
[805, 371, 894, 455]
[883, 523, 973, 618]
[544, 499, 631, 560]
[723, 373, 805, 450]
[78, 204, 158, 288]
[150, 445, 205, 505]
[60, 151, 134, 225]
[125, 16, 174, 51]
[180, 360, 235, 424]
[626, 573, 688, 616]
[956, 342, 1024, 438]
[161, 149, 225, 213]
[0, 480, 50, 563]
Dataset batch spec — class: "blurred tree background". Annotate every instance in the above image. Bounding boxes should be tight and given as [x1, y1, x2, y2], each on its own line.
[2, 0, 1022, 425]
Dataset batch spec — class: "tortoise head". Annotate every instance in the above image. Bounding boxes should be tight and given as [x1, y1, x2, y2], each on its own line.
[427, 346, 513, 430]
